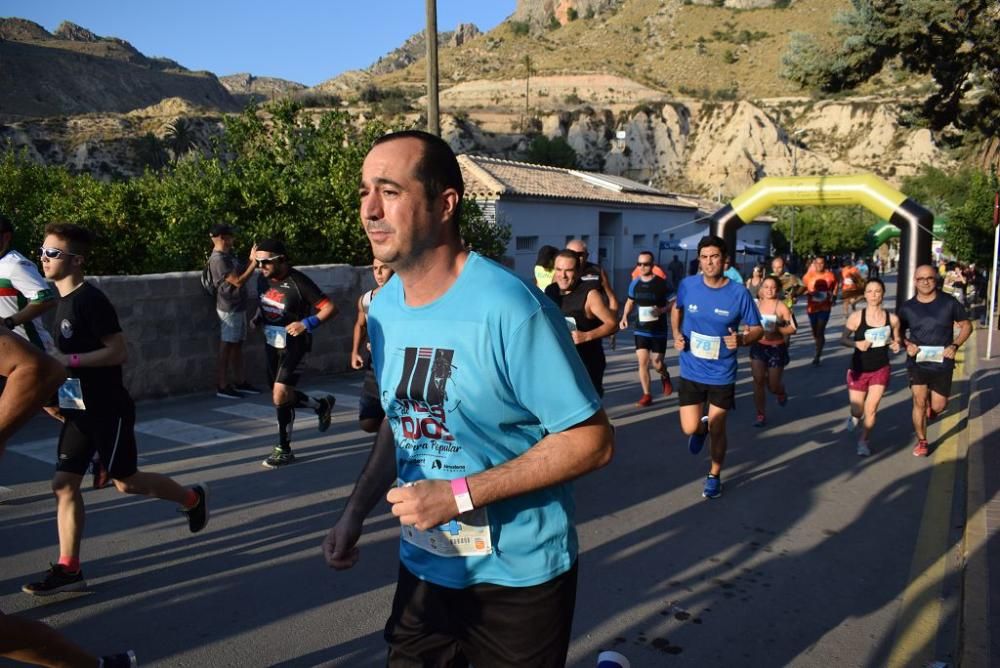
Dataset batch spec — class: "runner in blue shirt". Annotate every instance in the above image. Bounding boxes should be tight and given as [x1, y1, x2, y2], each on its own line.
[322, 131, 614, 666]
[672, 235, 763, 499]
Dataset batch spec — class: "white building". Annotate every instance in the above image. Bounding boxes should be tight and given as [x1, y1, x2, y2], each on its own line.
[458, 155, 700, 298]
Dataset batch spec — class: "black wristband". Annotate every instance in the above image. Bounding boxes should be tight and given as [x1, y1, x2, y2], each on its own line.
[2, 316, 15, 329]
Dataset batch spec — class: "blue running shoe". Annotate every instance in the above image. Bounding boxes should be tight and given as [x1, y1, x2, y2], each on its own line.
[702, 474, 722, 499]
[688, 415, 709, 454]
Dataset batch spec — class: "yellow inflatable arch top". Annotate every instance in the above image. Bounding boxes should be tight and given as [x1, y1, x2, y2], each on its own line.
[707, 174, 933, 302]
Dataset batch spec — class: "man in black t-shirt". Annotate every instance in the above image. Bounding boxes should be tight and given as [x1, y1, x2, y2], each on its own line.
[544, 250, 618, 396]
[619, 251, 674, 406]
[898, 264, 973, 457]
[253, 239, 338, 468]
[21, 223, 208, 597]
[208, 223, 260, 398]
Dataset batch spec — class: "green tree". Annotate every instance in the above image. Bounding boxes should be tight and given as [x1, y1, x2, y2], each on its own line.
[164, 117, 198, 161]
[459, 200, 511, 261]
[780, 1, 1000, 134]
[902, 165, 999, 266]
[525, 135, 578, 169]
[771, 206, 875, 258]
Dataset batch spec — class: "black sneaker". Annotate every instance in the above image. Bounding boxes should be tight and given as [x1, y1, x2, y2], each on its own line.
[21, 563, 86, 596]
[263, 447, 295, 468]
[317, 394, 335, 432]
[180, 484, 209, 533]
[216, 385, 243, 399]
[100, 650, 138, 667]
[234, 382, 262, 395]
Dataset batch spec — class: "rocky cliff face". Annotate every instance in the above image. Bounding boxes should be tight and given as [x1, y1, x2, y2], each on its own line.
[219, 74, 306, 105]
[0, 18, 239, 121]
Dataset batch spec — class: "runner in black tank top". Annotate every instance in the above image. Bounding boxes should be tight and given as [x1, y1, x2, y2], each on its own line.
[841, 278, 901, 456]
[545, 250, 618, 397]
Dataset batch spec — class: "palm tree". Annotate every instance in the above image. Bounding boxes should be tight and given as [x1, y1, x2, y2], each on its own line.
[164, 117, 197, 161]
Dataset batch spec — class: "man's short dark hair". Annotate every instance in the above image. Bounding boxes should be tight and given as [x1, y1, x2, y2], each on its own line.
[0, 213, 13, 236]
[256, 238, 288, 257]
[371, 130, 465, 229]
[555, 249, 581, 266]
[44, 222, 92, 256]
[637, 250, 655, 262]
[697, 234, 727, 257]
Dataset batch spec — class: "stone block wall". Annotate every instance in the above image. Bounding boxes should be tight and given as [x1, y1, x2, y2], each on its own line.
[88, 264, 374, 399]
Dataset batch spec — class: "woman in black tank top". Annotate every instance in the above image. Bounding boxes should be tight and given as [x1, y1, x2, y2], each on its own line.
[840, 278, 902, 456]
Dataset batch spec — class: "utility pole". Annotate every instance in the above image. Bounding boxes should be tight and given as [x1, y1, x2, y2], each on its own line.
[425, 0, 440, 136]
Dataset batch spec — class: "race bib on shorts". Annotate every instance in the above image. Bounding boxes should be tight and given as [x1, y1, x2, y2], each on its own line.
[690, 331, 721, 360]
[264, 325, 287, 349]
[864, 326, 890, 348]
[638, 306, 658, 323]
[761, 314, 778, 333]
[916, 345, 945, 363]
[564, 317, 578, 332]
[401, 507, 493, 557]
[58, 378, 86, 410]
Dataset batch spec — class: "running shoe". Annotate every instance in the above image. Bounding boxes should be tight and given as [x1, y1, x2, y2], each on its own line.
[811, 356, 821, 367]
[753, 413, 766, 428]
[856, 440, 871, 457]
[263, 447, 295, 468]
[660, 372, 674, 397]
[234, 382, 262, 395]
[180, 484, 209, 533]
[100, 651, 138, 668]
[845, 415, 859, 432]
[216, 385, 243, 399]
[636, 393, 653, 407]
[776, 392, 788, 407]
[912, 439, 930, 457]
[702, 474, 722, 499]
[688, 415, 709, 455]
[317, 394, 336, 432]
[21, 564, 86, 596]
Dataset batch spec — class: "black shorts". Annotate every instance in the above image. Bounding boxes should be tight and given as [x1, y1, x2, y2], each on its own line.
[358, 369, 385, 422]
[678, 376, 736, 410]
[385, 562, 578, 667]
[907, 364, 954, 397]
[266, 337, 309, 387]
[56, 400, 139, 479]
[634, 335, 668, 354]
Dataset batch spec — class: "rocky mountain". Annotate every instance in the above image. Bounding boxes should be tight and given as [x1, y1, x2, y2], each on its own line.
[0, 18, 240, 121]
[219, 73, 307, 106]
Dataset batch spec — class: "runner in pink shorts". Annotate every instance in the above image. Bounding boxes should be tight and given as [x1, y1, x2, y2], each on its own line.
[841, 278, 902, 456]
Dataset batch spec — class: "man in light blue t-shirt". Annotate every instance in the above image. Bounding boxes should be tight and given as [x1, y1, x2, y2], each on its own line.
[322, 130, 614, 666]
[672, 235, 762, 500]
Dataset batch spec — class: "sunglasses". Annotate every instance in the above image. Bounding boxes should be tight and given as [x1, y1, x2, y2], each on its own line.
[256, 255, 284, 267]
[39, 246, 77, 260]
[636, 262, 653, 267]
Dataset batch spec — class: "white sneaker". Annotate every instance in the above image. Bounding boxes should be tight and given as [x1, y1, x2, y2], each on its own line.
[845, 416, 859, 432]
[856, 440, 871, 457]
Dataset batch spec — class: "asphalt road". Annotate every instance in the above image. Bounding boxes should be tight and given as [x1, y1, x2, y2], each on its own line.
[0, 274, 967, 666]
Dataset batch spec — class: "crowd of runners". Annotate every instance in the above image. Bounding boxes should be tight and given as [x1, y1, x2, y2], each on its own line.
[0, 131, 978, 665]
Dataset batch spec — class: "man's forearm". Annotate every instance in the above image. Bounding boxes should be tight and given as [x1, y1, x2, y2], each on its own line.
[466, 411, 613, 509]
[0, 336, 65, 449]
[10, 300, 55, 327]
[341, 421, 397, 521]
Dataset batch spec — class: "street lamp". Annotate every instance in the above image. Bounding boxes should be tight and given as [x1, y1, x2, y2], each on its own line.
[789, 129, 806, 265]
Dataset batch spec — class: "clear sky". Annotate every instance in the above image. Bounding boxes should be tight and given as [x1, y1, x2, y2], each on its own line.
[1, 1, 517, 87]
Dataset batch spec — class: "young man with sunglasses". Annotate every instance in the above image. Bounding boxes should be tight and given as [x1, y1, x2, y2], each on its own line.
[253, 239, 338, 468]
[23, 223, 208, 596]
[897, 264, 972, 457]
[620, 250, 674, 406]
[208, 223, 260, 399]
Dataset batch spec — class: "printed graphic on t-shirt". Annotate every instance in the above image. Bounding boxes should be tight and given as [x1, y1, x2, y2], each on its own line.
[391, 346, 460, 470]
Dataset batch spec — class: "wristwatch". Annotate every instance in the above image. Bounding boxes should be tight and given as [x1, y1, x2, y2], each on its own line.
[2, 316, 15, 330]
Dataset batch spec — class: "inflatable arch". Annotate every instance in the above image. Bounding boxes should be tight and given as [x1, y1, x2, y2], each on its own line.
[707, 174, 933, 303]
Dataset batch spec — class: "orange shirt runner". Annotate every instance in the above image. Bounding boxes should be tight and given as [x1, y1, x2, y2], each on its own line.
[802, 269, 838, 314]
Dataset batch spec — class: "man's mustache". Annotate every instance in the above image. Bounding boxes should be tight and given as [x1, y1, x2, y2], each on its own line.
[366, 221, 393, 234]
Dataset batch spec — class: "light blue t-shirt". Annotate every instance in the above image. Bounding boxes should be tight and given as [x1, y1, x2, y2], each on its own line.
[675, 275, 761, 385]
[368, 252, 602, 589]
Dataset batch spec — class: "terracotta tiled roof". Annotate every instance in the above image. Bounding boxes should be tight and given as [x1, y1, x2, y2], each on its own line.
[458, 155, 696, 210]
